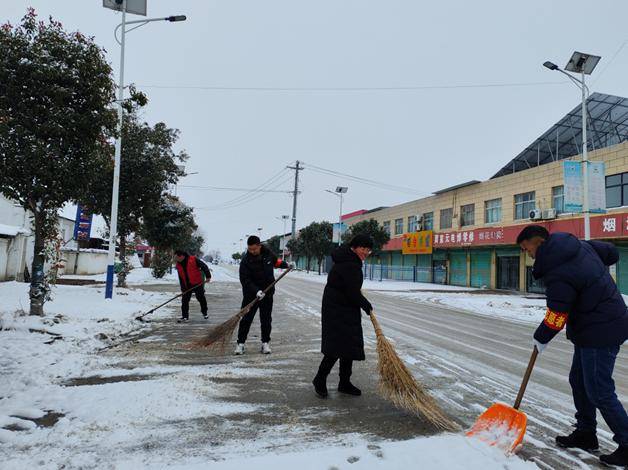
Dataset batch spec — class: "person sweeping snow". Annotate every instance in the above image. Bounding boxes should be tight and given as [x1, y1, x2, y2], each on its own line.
[312, 234, 374, 398]
[234, 236, 293, 355]
[174, 250, 212, 323]
[518, 225, 628, 467]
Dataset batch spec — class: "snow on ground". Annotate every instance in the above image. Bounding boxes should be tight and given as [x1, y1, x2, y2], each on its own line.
[0, 279, 175, 458]
[289, 269, 547, 325]
[156, 434, 536, 470]
[61, 264, 238, 285]
[289, 269, 477, 292]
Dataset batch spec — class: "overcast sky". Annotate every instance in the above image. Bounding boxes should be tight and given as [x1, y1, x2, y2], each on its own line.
[5, 1, 628, 257]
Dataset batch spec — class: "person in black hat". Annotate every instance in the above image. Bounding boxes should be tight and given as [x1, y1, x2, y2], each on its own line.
[312, 234, 374, 398]
[235, 235, 293, 355]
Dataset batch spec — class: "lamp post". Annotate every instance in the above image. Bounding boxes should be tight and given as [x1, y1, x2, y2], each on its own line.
[104, 0, 187, 299]
[325, 186, 349, 244]
[543, 51, 601, 241]
[276, 215, 290, 259]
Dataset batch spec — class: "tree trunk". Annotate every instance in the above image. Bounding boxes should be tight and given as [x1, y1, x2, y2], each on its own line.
[29, 211, 45, 316]
[117, 237, 128, 288]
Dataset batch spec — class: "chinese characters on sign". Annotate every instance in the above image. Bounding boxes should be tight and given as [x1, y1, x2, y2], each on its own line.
[564, 161, 583, 213]
[563, 161, 607, 214]
[433, 228, 504, 247]
[73, 205, 93, 241]
[588, 161, 607, 214]
[401, 230, 433, 255]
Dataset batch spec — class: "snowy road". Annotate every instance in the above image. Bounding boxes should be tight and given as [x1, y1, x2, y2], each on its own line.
[276, 273, 628, 469]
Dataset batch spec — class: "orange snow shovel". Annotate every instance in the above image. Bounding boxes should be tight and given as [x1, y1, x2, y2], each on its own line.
[467, 346, 539, 453]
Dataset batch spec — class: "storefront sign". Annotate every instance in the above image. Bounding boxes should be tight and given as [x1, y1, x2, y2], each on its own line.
[73, 205, 93, 241]
[402, 230, 433, 254]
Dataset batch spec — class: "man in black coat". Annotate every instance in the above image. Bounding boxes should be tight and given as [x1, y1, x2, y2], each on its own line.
[235, 236, 292, 355]
[312, 234, 374, 398]
[518, 225, 628, 466]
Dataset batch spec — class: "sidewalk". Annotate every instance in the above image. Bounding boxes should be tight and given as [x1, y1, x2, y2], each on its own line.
[1, 267, 536, 469]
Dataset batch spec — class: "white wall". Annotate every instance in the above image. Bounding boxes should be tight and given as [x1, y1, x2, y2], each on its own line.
[62, 249, 108, 275]
[0, 239, 8, 281]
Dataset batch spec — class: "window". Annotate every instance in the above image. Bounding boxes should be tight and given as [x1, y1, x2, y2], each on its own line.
[484, 198, 502, 223]
[440, 208, 453, 229]
[407, 215, 417, 232]
[460, 204, 475, 227]
[514, 191, 536, 220]
[606, 173, 628, 208]
[552, 186, 564, 214]
[382, 221, 391, 235]
[423, 212, 434, 231]
[394, 218, 403, 235]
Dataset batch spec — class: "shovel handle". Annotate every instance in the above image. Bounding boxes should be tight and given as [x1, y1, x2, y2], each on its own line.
[513, 346, 539, 410]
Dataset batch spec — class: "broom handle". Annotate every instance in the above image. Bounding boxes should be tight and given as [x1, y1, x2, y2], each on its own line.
[138, 281, 207, 318]
[369, 310, 383, 336]
[513, 346, 539, 410]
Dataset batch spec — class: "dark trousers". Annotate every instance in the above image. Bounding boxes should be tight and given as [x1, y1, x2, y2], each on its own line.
[181, 286, 207, 319]
[237, 295, 273, 343]
[316, 355, 353, 382]
[570, 344, 628, 446]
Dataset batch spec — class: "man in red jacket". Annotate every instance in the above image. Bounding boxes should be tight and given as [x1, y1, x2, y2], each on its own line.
[174, 250, 212, 323]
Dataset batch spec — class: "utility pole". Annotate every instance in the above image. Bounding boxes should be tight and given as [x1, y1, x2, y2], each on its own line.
[287, 161, 302, 253]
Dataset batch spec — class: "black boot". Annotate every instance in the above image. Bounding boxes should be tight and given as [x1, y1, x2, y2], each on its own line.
[556, 429, 599, 451]
[600, 446, 628, 467]
[338, 380, 361, 396]
[312, 374, 328, 398]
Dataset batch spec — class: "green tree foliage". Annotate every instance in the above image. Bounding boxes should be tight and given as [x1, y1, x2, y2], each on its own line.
[141, 195, 197, 278]
[0, 10, 117, 314]
[342, 219, 390, 253]
[290, 221, 334, 273]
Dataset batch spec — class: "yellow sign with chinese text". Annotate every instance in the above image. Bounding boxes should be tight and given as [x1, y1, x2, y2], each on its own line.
[401, 230, 433, 255]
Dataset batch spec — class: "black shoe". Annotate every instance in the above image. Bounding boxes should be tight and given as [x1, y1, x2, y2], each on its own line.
[556, 429, 599, 451]
[312, 375, 328, 398]
[600, 446, 628, 467]
[338, 381, 361, 396]
[176, 317, 189, 323]
[203, 314, 208, 320]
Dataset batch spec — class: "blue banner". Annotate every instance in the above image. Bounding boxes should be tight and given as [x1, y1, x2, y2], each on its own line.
[73, 205, 93, 241]
[563, 161, 583, 213]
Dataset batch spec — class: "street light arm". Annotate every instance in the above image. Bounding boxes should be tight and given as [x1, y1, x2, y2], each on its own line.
[324, 189, 341, 198]
[114, 15, 187, 45]
[555, 68, 590, 95]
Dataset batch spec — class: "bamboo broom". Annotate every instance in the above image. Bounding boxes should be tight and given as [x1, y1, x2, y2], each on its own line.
[190, 268, 293, 352]
[369, 311, 459, 431]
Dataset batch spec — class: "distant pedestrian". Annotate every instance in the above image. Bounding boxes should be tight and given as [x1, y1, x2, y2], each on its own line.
[174, 250, 212, 323]
[235, 236, 293, 355]
[312, 234, 374, 398]
[518, 225, 628, 467]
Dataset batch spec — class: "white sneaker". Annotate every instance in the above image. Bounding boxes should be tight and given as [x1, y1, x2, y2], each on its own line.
[261, 342, 271, 354]
[234, 343, 245, 355]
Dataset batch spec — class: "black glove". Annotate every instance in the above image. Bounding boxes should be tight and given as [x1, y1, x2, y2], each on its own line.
[362, 301, 373, 315]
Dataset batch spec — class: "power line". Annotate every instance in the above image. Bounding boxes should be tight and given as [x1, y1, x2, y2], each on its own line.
[179, 184, 292, 193]
[137, 80, 567, 93]
[195, 166, 294, 211]
[303, 161, 425, 196]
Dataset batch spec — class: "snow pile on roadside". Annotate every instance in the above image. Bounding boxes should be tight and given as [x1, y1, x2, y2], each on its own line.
[391, 291, 547, 324]
[0, 281, 172, 451]
[157, 434, 536, 470]
[289, 269, 477, 292]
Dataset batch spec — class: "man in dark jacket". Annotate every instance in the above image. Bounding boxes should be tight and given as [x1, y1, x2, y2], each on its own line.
[312, 234, 374, 398]
[174, 250, 212, 323]
[518, 225, 628, 466]
[235, 236, 292, 355]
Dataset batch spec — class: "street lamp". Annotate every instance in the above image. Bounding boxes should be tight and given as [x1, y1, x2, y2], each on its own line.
[104, 0, 187, 299]
[276, 215, 290, 259]
[543, 51, 601, 241]
[325, 186, 349, 244]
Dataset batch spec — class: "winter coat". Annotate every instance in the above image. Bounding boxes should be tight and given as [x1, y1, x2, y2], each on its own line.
[532, 232, 628, 347]
[321, 245, 373, 360]
[239, 245, 288, 299]
[176, 255, 211, 291]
